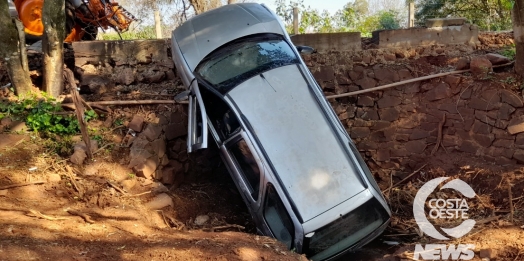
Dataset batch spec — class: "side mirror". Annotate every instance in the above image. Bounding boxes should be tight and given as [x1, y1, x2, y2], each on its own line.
[296, 45, 315, 54]
[174, 90, 190, 102]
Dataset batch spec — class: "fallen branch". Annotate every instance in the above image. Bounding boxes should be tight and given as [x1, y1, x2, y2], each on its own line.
[107, 180, 129, 195]
[157, 210, 170, 228]
[431, 113, 446, 155]
[93, 143, 115, 155]
[27, 209, 69, 221]
[204, 224, 245, 232]
[64, 68, 93, 160]
[61, 100, 188, 108]
[326, 62, 515, 99]
[67, 209, 95, 224]
[475, 215, 500, 225]
[382, 164, 428, 193]
[65, 165, 83, 198]
[0, 181, 45, 190]
[508, 178, 514, 223]
[122, 191, 152, 197]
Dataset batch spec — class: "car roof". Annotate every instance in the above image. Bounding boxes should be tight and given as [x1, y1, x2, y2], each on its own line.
[228, 65, 367, 222]
[172, 3, 286, 72]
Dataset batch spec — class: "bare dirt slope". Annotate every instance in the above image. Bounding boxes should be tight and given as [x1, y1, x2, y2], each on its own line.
[0, 137, 307, 261]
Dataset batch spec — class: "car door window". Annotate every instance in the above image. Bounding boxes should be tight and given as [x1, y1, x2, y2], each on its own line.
[264, 184, 294, 249]
[229, 138, 261, 200]
[199, 86, 241, 141]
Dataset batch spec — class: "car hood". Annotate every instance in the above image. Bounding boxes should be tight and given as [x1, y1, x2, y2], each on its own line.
[228, 65, 367, 222]
[172, 3, 285, 72]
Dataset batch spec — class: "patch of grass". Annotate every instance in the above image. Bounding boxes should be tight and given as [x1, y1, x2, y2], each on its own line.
[0, 93, 96, 135]
[99, 26, 157, 40]
[499, 44, 516, 60]
[501, 76, 517, 84]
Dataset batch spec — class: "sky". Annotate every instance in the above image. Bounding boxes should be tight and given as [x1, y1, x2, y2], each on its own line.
[257, 0, 344, 15]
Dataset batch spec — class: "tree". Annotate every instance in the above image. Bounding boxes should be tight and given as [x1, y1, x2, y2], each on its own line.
[416, 0, 512, 30]
[514, 0, 524, 76]
[0, 0, 33, 96]
[42, 0, 66, 98]
[378, 10, 401, 29]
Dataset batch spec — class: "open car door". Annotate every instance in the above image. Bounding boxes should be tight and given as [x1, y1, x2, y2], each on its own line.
[186, 80, 208, 152]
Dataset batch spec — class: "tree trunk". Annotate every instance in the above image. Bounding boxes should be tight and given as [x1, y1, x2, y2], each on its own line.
[0, 0, 33, 96]
[514, 0, 524, 77]
[42, 0, 66, 98]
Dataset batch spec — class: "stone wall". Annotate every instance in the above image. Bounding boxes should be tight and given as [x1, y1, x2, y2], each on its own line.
[303, 44, 522, 184]
[290, 32, 362, 52]
[371, 24, 480, 49]
[70, 38, 517, 188]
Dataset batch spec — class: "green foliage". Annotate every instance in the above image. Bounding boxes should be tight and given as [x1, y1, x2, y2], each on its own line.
[99, 26, 157, 40]
[84, 110, 98, 122]
[275, 0, 336, 33]
[274, 0, 402, 36]
[378, 10, 401, 30]
[0, 94, 96, 135]
[500, 45, 516, 60]
[415, 0, 513, 31]
[114, 118, 124, 127]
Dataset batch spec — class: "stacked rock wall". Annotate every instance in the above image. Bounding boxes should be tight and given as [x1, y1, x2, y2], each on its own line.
[304, 44, 523, 184]
[69, 38, 519, 187]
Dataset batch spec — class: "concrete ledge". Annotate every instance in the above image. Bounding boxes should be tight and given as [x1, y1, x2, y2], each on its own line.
[72, 39, 170, 67]
[426, 18, 467, 28]
[372, 24, 479, 48]
[291, 32, 361, 52]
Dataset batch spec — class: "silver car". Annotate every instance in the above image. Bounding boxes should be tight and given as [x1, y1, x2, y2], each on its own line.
[171, 3, 391, 260]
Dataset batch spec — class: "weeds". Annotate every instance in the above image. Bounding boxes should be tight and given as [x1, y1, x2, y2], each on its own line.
[0, 93, 96, 135]
[500, 44, 516, 60]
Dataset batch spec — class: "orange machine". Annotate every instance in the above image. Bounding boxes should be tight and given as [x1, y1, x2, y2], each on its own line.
[12, 0, 136, 42]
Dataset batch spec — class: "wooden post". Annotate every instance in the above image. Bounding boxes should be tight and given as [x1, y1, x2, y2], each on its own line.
[64, 68, 93, 160]
[408, 2, 415, 28]
[293, 7, 299, 34]
[154, 9, 162, 39]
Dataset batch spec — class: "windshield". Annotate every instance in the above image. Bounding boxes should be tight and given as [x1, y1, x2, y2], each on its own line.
[307, 198, 389, 260]
[195, 35, 299, 94]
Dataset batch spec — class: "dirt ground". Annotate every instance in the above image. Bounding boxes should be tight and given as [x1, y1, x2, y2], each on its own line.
[1, 32, 524, 261]
[0, 135, 308, 261]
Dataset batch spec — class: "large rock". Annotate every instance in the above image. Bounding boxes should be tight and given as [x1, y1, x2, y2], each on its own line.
[145, 193, 173, 209]
[469, 56, 492, 78]
[70, 150, 87, 165]
[313, 66, 335, 81]
[142, 123, 162, 141]
[115, 67, 135, 85]
[164, 123, 187, 140]
[500, 90, 524, 107]
[355, 77, 377, 89]
[425, 83, 451, 101]
[377, 96, 402, 108]
[133, 156, 159, 179]
[508, 120, 524, 135]
[486, 53, 510, 65]
[128, 115, 145, 132]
